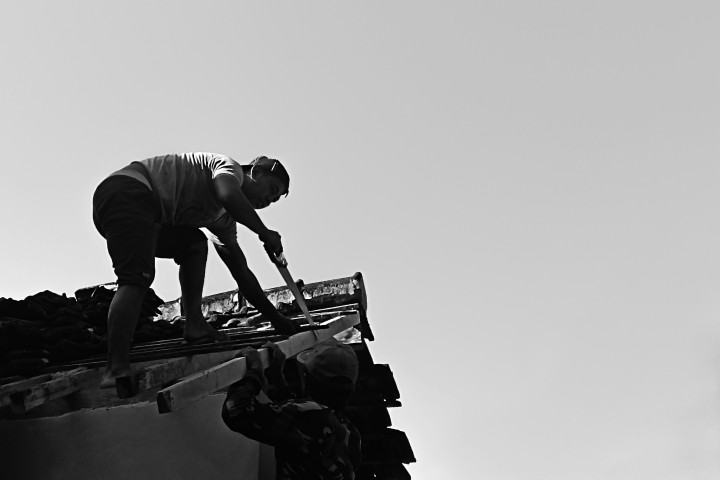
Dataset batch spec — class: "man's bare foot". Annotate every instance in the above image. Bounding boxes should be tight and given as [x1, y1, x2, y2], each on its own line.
[100, 368, 132, 389]
[246, 313, 299, 335]
[183, 317, 229, 343]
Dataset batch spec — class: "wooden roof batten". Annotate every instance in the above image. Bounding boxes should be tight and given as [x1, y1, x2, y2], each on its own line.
[156, 313, 359, 413]
[1, 313, 362, 416]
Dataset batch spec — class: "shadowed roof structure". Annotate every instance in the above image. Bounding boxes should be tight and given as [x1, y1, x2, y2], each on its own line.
[0, 272, 415, 480]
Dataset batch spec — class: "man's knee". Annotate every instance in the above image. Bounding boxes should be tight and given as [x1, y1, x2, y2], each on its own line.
[155, 226, 208, 265]
[174, 237, 208, 265]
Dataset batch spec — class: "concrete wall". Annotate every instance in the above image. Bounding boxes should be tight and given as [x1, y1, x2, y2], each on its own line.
[1, 394, 263, 480]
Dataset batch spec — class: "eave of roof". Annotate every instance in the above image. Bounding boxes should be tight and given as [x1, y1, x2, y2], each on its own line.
[0, 271, 414, 474]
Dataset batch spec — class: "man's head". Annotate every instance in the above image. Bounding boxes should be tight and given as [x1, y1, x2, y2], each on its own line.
[241, 156, 290, 209]
[297, 339, 359, 409]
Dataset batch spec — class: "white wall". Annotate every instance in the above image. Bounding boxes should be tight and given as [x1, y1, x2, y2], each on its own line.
[1, 394, 262, 480]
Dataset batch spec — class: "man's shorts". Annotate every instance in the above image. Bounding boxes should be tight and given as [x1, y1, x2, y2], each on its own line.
[92, 176, 207, 288]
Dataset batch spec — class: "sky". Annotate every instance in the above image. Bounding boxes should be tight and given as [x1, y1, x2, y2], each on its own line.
[1, 1, 719, 478]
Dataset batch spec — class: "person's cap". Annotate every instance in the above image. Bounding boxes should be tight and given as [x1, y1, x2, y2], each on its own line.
[250, 156, 290, 195]
[296, 339, 360, 387]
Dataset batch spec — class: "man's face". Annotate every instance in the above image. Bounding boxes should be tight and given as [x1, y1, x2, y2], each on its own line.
[243, 170, 287, 209]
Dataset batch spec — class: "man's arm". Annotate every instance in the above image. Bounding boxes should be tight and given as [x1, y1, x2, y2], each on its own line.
[263, 342, 293, 402]
[214, 242, 299, 335]
[213, 174, 282, 257]
[221, 348, 301, 446]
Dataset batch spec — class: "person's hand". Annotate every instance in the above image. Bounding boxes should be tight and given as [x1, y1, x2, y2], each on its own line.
[239, 347, 263, 372]
[262, 342, 289, 394]
[271, 315, 300, 336]
[238, 347, 268, 393]
[259, 229, 283, 262]
[263, 342, 287, 372]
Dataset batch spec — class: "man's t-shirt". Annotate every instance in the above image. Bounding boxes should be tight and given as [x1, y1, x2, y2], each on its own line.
[137, 152, 242, 246]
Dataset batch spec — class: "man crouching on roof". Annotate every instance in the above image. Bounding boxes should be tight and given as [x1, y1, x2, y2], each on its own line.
[92, 153, 300, 388]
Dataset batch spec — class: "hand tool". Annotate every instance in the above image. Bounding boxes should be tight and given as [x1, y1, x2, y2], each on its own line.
[274, 252, 314, 325]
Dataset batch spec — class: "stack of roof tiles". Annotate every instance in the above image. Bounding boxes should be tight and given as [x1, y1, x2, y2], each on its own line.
[0, 286, 170, 378]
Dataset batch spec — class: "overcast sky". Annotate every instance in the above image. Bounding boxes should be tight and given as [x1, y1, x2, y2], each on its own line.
[1, 1, 719, 479]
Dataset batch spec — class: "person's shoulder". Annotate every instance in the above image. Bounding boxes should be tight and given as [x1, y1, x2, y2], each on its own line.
[184, 153, 242, 180]
[273, 399, 345, 424]
[281, 400, 356, 430]
[281, 398, 327, 412]
[191, 152, 238, 164]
